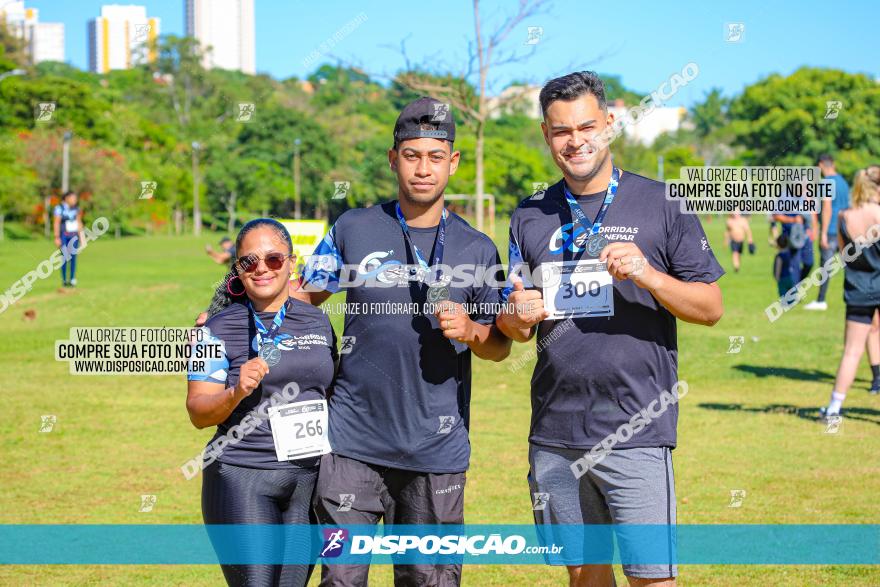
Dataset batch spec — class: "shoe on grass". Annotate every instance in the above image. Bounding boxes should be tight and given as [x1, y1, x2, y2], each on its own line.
[804, 301, 828, 311]
[819, 406, 841, 420]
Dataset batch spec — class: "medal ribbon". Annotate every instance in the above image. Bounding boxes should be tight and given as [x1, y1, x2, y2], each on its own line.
[247, 299, 288, 350]
[395, 202, 447, 284]
[561, 166, 621, 241]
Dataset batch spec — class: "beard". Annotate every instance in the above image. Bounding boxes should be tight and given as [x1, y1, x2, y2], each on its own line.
[560, 143, 611, 184]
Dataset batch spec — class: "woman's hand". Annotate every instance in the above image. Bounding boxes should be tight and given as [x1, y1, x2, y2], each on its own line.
[235, 357, 270, 397]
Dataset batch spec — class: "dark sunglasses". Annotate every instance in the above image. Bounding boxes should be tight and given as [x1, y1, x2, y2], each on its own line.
[236, 252, 292, 273]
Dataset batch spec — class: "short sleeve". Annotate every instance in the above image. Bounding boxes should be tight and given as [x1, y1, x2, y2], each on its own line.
[665, 213, 725, 283]
[501, 214, 531, 302]
[301, 224, 343, 293]
[187, 326, 230, 384]
[468, 241, 505, 325]
[52, 205, 62, 218]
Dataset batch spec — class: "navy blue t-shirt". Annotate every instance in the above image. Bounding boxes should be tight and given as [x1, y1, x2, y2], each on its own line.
[504, 171, 724, 450]
[187, 297, 337, 469]
[779, 212, 812, 251]
[774, 250, 798, 286]
[53, 203, 80, 235]
[302, 201, 504, 473]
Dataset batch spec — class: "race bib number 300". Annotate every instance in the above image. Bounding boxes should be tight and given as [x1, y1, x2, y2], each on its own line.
[268, 399, 331, 461]
[540, 259, 614, 319]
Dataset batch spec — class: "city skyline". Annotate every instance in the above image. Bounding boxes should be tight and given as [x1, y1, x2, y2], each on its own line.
[15, 0, 880, 106]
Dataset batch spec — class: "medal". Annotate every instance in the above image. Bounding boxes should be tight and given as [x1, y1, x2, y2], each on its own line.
[585, 234, 609, 258]
[427, 284, 450, 304]
[248, 299, 289, 367]
[395, 203, 448, 296]
[562, 167, 620, 258]
[259, 344, 281, 367]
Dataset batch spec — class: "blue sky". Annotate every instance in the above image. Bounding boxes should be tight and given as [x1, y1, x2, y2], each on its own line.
[25, 0, 878, 107]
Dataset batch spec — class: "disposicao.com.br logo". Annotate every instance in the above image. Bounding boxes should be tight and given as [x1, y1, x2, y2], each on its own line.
[321, 530, 562, 557]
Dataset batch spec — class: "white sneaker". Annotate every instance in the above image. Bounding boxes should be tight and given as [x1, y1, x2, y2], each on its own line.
[819, 406, 841, 420]
[804, 301, 827, 311]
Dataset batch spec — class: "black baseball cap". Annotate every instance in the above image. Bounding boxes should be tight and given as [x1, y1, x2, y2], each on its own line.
[393, 97, 456, 148]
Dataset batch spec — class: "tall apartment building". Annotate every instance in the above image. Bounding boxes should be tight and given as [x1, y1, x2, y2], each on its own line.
[185, 0, 255, 74]
[88, 4, 160, 73]
[0, 1, 65, 64]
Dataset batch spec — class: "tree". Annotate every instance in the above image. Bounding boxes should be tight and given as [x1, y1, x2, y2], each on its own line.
[602, 74, 644, 106]
[0, 73, 116, 141]
[691, 88, 729, 139]
[446, 113, 557, 213]
[149, 35, 214, 234]
[660, 145, 705, 182]
[235, 104, 338, 218]
[18, 130, 136, 237]
[0, 134, 37, 240]
[728, 67, 880, 176]
[0, 19, 27, 71]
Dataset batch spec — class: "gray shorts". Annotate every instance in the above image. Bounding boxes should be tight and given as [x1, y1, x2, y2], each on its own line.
[528, 443, 677, 579]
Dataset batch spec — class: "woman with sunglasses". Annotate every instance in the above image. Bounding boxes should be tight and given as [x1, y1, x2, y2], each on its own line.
[187, 218, 337, 587]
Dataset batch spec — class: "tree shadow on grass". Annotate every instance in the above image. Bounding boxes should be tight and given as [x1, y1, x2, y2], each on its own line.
[697, 402, 880, 426]
[732, 364, 871, 385]
[733, 365, 831, 383]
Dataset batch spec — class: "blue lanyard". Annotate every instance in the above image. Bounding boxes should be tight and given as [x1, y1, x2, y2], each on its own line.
[247, 300, 288, 349]
[395, 203, 447, 282]
[562, 167, 621, 237]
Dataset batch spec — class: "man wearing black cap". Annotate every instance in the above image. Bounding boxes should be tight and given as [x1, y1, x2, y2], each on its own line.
[296, 97, 510, 586]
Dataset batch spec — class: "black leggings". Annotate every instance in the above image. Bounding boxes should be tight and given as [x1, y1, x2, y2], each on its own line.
[202, 460, 318, 587]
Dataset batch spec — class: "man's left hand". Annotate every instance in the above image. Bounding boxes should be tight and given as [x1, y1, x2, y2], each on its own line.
[435, 301, 475, 343]
[600, 242, 660, 290]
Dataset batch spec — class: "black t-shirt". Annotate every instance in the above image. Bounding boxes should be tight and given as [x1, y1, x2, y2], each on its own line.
[188, 297, 337, 469]
[839, 215, 880, 306]
[302, 201, 504, 473]
[504, 171, 724, 450]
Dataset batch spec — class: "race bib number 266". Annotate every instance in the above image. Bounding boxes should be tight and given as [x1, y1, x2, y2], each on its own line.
[268, 399, 331, 461]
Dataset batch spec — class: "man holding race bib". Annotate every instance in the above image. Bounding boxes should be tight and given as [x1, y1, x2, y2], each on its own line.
[497, 72, 724, 587]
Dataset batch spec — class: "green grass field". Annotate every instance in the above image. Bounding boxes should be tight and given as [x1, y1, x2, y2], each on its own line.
[0, 215, 878, 586]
